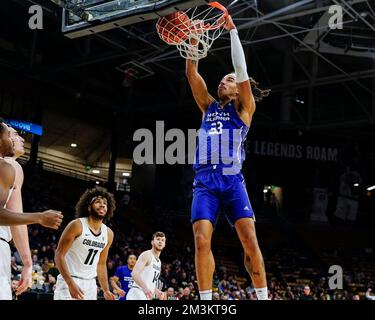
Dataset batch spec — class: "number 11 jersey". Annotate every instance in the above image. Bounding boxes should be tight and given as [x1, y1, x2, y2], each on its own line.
[65, 217, 108, 279]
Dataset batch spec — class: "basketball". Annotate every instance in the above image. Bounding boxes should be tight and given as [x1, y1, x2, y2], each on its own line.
[156, 11, 191, 45]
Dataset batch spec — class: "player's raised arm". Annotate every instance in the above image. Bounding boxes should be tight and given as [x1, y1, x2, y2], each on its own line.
[225, 15, 255, 118]
[55, 220, 85, 300]
[185, 58, 215, 114]
[97, 228, 116, 300]
[131, 251, 153, 300]
[226, 15, 270, 125]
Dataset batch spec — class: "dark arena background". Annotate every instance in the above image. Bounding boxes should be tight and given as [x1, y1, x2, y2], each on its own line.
[0, 0, 375, 307]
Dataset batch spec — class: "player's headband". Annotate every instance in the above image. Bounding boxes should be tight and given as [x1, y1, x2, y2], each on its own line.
[90, 195, 107, 204]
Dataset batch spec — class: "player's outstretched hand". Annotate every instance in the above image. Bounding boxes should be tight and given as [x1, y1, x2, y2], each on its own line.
[40, 210, 63, 229]
[224, 15, 236, 31]
[104, 290, 116, 300]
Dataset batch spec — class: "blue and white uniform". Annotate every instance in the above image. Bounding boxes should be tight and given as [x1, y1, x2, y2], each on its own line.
[114, 265, 133, 300]
[192, 100, 255, 226]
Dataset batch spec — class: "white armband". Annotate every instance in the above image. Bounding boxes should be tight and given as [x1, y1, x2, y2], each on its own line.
[230, 28, 249, 83]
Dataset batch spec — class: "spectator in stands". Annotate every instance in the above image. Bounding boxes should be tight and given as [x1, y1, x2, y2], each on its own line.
[31, 271, 45, 292]
[46, 260, 59, 278]
[233, 290, 241, 300]
[32, 254, 42, 273]
[221, 294, 229, 300]
[167, 287, 178, 300]
[11, 278, 20, 300]
[366, 288, 375, 300]
[285, 286, 295, 300]
[176, 287, 184, 300]
[42, 257, 50, 274]
[319, 290, 330, 300]
[213, 292, 220, 300]
[44, 274, 57, 294]
[180, 287, 195, 300]
[299, 285, 314, 300]
[169, 277, 178, 289]
[121, 193, 130, 208]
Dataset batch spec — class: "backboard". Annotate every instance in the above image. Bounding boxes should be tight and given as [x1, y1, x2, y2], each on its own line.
[55, 0, 210, 38]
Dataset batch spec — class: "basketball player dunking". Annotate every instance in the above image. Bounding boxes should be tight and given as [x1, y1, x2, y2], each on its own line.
[186, 16, 270, 300]
[54, 188, 117, 300]
[127, 232, 166, 300]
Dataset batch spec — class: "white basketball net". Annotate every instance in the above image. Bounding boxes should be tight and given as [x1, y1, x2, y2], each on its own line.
[156, 3, 227, 61]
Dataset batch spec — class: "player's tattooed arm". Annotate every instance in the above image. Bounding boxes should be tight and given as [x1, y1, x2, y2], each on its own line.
[185, 59, 215, 114]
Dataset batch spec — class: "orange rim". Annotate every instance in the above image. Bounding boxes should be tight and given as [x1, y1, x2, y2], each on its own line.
[208, 1, 229, 16]
[204, 2, 229, 30]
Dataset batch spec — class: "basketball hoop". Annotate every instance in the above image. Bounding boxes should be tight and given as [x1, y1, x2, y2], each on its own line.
[156, 2, 228, 61]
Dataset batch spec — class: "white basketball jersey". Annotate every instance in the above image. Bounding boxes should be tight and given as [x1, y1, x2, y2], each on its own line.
[65, 218, 108, 279]
[0, 186, 14, 242]
[133, 251, 161, 293]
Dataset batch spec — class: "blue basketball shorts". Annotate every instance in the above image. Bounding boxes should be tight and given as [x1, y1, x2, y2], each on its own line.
[191, 171, 255, 226]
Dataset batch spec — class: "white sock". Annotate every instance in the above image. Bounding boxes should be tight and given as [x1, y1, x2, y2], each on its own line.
[255, 287, 269, 300]
[199, 290, 212, 300]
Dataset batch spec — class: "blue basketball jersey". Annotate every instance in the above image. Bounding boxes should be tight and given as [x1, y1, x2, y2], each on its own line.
[194, 100, 249, 175]
[114, 265, 133, 300]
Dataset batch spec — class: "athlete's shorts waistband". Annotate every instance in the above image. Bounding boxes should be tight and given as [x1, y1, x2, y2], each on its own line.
[194, 165, 221, 176]
[131, 285, 141, 289]
[71, 275, 96, 281]
[194, 166, 243, 176]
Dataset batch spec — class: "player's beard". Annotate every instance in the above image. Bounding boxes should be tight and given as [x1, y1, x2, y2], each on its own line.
[89, 207, 106, 221]
[154, 245, 163, 252]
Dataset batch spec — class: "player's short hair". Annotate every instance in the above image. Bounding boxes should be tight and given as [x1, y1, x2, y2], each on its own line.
[152, 231, 166, 240]
[75, 188, 116, 221]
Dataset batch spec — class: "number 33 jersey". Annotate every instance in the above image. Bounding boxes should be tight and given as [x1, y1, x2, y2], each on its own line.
[194, 100, 249, 174]
[65, 217, 108, 279]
